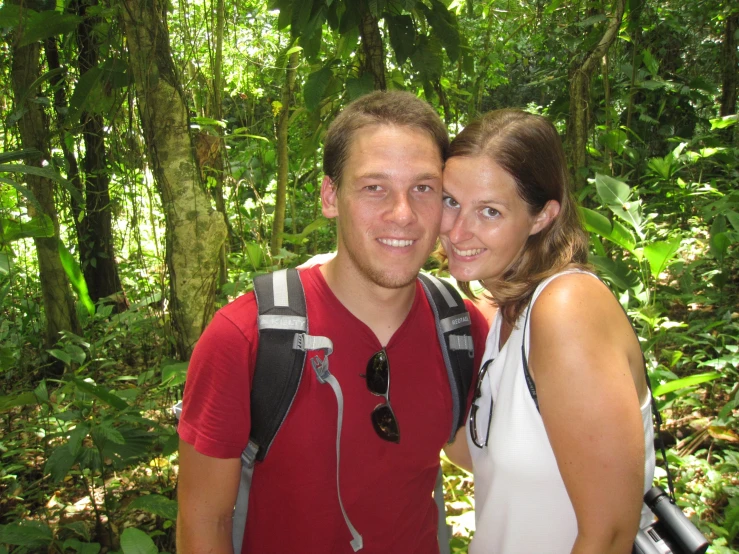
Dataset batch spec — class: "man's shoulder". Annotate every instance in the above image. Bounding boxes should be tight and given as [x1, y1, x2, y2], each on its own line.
[211, 290, 258, 338]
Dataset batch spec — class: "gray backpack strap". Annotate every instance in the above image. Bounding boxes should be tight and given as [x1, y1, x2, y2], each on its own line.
[418, 273, 475, 442]
[435, 467, 452, 554]
[311, 349, 364, 551]
[418, 273, 475, 554]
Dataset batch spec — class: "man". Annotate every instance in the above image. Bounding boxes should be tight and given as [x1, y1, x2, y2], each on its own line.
[177, 91, 487, 553]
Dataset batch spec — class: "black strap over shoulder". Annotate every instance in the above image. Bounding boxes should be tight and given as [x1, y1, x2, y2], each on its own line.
[250, 268, 308, 463]
[418, 273, 475, 442]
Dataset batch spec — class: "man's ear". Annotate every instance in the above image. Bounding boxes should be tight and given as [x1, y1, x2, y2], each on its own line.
[530, 199, 560, 235]
[321, 176, 339, 219]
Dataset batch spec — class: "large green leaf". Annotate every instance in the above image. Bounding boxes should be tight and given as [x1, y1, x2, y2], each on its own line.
[58, 240, 95, 315]
[589, 255, 640, 291]
[387, 14, 415, 65]
[303, 65, 333, 112]
[0, 521, 53, 548]
[424, 0, 460, 62]
[345, 74, 374, 102]
[281, 217, 329, 245]
[0, 148, 41, 164]
[652, 372, 721, 397]
[45, 443, 78, 482]
[595, 174, 643, 235]
[128, 494, 178, 520]
[17, 11, 82, 46]
[0, 391, 36, 412]
[66, 66, 104, 123]
[410, 36, 443, 81]
[71, 377, 129, 410]
[580, 207, 612, 237]
[161, 361, 188, 387]
[120, 528, 158, 554]
[643, 239, 681, 279]
[0, 215, 54, 243]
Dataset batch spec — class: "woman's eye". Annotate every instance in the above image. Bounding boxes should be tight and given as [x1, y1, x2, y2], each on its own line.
[442, 195, 459, 208]
[481, 207, 500, 218]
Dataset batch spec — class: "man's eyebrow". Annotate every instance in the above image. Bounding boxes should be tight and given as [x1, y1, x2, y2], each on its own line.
[356, 171, 441, 181]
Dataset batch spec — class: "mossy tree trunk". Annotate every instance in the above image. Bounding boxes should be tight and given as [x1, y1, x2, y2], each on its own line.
[358, 1, 386, 91]
[10, 39, 81, 351]
[121, 0, 227, 359]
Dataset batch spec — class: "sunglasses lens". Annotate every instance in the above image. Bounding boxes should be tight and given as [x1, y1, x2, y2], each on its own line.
[371, 404, 400, 443]
[366, 351, 389, 395]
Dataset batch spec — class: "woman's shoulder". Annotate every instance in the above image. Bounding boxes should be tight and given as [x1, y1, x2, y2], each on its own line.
[529, 271, 626, 335]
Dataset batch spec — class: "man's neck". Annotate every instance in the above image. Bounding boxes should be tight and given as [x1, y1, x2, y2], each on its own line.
[320, 257, 417, 347]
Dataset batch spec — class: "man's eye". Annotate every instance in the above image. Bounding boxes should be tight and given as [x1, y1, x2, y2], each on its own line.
[416, 184, 432, 193]
[364, 185, 381, 192]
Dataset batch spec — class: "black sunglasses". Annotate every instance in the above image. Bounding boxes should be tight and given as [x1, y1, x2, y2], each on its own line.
[470, 358, 494, 448]
[365, 349, 400, 443]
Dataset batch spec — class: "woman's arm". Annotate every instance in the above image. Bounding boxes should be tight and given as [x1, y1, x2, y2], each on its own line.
[443, 425, 472, 472]
[528, 274, 644, 554]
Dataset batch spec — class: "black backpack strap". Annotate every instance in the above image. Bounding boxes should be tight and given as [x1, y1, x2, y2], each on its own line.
[247, 268, 308, 465]
[418, 273, 475, 443]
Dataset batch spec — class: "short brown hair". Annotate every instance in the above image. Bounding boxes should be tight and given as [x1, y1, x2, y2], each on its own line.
[323, 91, 449, 187]
[444, 109, 589, 324]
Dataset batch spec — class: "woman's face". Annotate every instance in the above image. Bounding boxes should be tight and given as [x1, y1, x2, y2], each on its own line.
[439, 155, 557, 283]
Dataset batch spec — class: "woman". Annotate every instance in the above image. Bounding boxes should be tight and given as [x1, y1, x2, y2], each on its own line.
[441, 109, 656, 554]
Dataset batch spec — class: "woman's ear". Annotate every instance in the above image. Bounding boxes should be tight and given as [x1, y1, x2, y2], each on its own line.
[321, 176, 339, 219]
[530, 200, 560, 235]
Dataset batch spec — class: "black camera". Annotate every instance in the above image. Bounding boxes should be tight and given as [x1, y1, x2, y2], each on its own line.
[633, 487, 709, 554]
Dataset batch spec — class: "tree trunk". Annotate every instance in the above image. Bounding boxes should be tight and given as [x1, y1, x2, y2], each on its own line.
[270, 50, 300, 256]
[357, 2, 386, 90]
[565, 0, 626, 189]
[75, 0, 126, 311]
[121, 0, 227, 359]
[720, 13, 737, 119]
[211, 0, 228, 287]
[11, 39, 81, 350]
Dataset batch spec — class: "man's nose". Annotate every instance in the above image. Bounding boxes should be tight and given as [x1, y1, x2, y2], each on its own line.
[386, 193, 416, 225]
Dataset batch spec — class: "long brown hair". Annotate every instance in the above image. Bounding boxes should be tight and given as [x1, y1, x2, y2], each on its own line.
[442, 109, 589, 324]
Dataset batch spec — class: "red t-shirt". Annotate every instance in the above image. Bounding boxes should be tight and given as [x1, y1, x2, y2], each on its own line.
[179, 266, 487, 553]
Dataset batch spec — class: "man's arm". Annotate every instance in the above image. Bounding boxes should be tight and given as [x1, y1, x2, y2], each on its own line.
[177, 439, 242, 554]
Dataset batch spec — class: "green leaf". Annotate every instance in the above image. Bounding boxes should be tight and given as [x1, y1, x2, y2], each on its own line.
[0, 148, 41, 164]
[387, 14, 415, 65]
[643, 239, 681, 279]
[0, 214, 55, 243]
[425, 0, 460, 62]
[58, 240, 95, 316]
[0, 163, 69, 185]
[71, 377, 129, 410]
[641, 49, 658, 76]
[652, 372, 721, 397]
[45, 443, 78, 482]
[580, 207, 612, 237]
[0, 391, 36, 412]
[0, 520, 53, 547]
[161, 361, 188, 387]
[595, 174, 643, 234]
[345, 74, 375, 102]
[66, 66, 104, 123]
[410, 36, 443, 81]
[17, 11, 83, 47]
[128, 494, 178, 520]
[589, 255, 640, 291]
[48, 348, 72, 365]
[92, 421, 126, 446]
[709, 114, 738, 130]
[68, 423, 91, 456]
[303, 65, 333, 112]
[120, 528, 158, 554]
[281, 217, 329, 244]
[594, 173, 632, 205]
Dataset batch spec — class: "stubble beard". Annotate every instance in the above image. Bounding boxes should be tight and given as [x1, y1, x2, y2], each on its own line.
[343, 234, 423, 290]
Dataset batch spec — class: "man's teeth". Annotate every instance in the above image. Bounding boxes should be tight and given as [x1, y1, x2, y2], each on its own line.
[379, 238, 414, 247]
[453, 246, 483, 257]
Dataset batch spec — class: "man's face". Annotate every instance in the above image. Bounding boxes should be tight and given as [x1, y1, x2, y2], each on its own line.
[321, 124, 443, 290]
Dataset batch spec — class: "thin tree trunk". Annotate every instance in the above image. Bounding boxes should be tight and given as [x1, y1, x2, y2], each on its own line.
[358, 2, 386, 90]
[211, 0, 228, 286]
[720, 13, 737, 121]
[270, 50, 299, 256]
[75, 0, 126, 311]
[11, 39, 81, 352]
[565, 0, 626, 189]
[121, 0, 227, 359]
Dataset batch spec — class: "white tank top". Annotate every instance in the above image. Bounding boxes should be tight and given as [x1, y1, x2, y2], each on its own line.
[467, 270, 656, 554]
